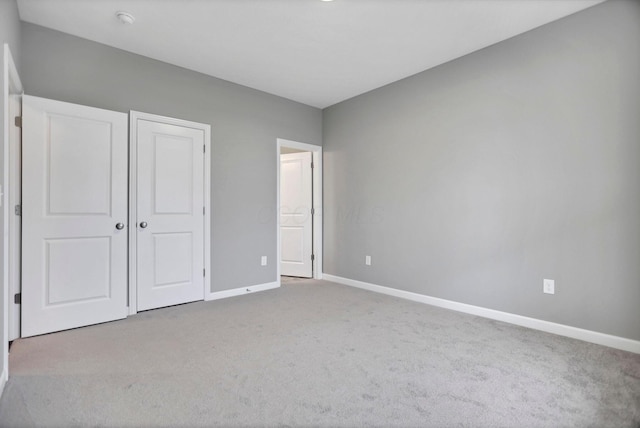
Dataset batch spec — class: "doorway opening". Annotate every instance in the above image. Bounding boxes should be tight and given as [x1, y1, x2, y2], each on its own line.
[276, 139, 322, 286]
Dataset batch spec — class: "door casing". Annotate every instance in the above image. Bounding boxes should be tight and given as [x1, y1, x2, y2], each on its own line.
[128, 111, 211, 315]
[276, 138, 322, 284]
[3, 43, 23, 392]
[5, 45, 22, 343]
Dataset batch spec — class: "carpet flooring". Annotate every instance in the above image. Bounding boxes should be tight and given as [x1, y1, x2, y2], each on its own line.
[0, 279, 638, 427]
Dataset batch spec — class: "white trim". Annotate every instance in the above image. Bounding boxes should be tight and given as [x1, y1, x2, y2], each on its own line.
[205, 281, 279, 301]
[0, 368, 6, 399]
[3, 44, 23, 395]
[7, 90, 21, 341]
[202, 123, 212, 302]
[322, 274, 640, 354]
[4, 45, 22, 337]
[129, 111, 212, 314]
[128, 113, 138, 315]
[276, 138, 323, 286]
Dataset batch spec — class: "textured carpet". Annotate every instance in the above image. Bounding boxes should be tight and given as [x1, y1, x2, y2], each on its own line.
[0, 279, 638, 427]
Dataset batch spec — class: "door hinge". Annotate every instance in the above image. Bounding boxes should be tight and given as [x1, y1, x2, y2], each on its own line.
[311, 254, 315, 262]
[14, 205, 21, 216]
[14, 293, 21, 304]
[311, 161, 314, 169]
[203, 145, 206, 153]
[14, 116, 22, 128]
[203, 268, 206, 277]
[311, 208, 315, 215]
[203, 206, 205, 215]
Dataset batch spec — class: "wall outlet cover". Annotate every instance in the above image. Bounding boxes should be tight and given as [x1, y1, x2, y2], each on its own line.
[365, 255, 371, 266]
[543, 279, 555, 294]
[261, 256, 267, 266]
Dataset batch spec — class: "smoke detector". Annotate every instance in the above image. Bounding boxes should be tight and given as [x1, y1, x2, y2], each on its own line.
[115, 11, 135, 25]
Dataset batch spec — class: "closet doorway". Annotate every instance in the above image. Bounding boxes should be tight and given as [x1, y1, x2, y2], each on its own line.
[18, 98, 211, 337]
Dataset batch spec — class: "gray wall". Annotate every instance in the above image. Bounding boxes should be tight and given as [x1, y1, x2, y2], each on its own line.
[323, 0, 640, 340]
[21, 23, 322, 293]
[1, 0, 21, 378]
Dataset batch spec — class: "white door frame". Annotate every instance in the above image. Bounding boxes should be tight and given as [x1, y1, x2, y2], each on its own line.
[2, 44, 23, 392]
[277, 138, 322, 284]
[7, 56, 21, 342]
[128, 111, 211, 315]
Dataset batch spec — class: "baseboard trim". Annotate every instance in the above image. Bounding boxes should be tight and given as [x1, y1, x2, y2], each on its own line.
[205, 281, 279, 301]
[322, 274, 640, 354]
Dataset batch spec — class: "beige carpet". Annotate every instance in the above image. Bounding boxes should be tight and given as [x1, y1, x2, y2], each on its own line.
[1, 279, 639, 427]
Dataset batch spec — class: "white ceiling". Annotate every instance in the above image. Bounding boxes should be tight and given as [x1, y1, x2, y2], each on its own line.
[17, 0, 605, 109]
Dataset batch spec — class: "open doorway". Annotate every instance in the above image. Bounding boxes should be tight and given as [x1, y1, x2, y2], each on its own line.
[277, 139, 322, 285]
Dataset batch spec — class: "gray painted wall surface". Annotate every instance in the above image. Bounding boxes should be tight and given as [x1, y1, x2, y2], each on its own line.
[323, 1, 640, 340]
[21, 23, 322, 293]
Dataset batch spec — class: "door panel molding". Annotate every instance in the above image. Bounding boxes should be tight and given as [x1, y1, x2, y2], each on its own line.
[129, 111, 211, 314]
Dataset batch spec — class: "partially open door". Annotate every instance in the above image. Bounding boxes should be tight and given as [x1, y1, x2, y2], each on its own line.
[280, 152, 313, 278]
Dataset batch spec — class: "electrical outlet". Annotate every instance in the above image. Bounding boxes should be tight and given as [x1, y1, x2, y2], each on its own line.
[261, 256, 267, 266]
[365, 255, 371, 266]
[543, 279, 555, 295]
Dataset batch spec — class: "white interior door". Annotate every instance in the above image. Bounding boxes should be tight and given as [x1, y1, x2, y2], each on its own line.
[21, 95, 128, 337]
[136, 119, 205, 311]
[280, 152, 313, 278]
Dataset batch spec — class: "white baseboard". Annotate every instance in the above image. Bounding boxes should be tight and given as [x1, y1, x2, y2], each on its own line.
[205, 281, 279, 301]
[322, 274, 640, 354]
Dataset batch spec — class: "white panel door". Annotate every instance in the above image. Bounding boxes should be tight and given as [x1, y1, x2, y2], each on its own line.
[280, 152, 313, 278]
[21, 95, 128, 337]
[136, 120, 204, 311]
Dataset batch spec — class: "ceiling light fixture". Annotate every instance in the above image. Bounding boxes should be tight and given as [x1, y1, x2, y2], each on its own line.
[115, 11, 135, 25]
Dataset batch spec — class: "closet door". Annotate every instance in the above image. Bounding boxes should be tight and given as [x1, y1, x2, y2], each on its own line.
[135, 118, 205, 311]
[21, 96, 128, 337]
